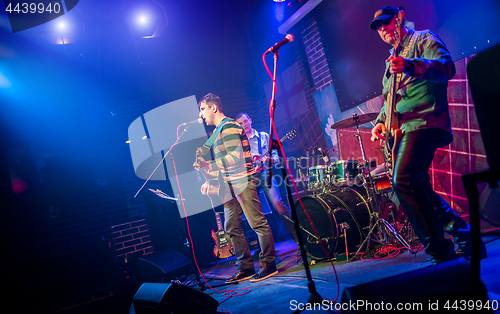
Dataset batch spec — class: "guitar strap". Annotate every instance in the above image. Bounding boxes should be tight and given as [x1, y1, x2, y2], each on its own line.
[257, 132, 262, 155]
[199, 117, 230, 155]
[389, 32, 416, 116]
[198, 117, 235, 200]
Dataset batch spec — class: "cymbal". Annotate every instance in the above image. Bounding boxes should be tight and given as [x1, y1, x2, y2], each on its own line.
[330, 112, 379, 129]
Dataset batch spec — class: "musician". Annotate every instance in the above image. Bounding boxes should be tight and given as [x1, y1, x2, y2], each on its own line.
[369, 6, 486, 264]
[194, 93, 278, 282]
[235, 113, 299, 244]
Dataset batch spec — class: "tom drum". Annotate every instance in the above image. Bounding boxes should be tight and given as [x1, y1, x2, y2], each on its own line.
[330, 160, 360, 186]
[307, 165, 330, 191]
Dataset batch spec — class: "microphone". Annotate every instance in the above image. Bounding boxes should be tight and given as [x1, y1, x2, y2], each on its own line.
[180, 118, 203, 126]
[318, 147, 330, 163]
[266, 34, 295, 54]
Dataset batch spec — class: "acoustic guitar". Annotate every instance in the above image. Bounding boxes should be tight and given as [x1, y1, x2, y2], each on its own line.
[195, 147, 223, 196]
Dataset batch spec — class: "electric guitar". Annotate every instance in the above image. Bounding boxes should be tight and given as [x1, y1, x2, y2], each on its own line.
[252, 129, 297, 172]
[195, 147, 234, 259]
[211, 212, 234, 259]
[384, 9, 405, 176]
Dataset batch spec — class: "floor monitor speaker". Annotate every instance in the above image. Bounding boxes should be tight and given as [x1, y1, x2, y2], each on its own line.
[133, 249, 191, 287]
[130, 282, 218, 314]
[341, 258, 490, 313]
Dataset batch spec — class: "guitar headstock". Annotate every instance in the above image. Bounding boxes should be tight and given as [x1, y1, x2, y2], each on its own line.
[281, 129, 297, 142]
[395, 7, 406, 47]
[195, 147, 208, 163]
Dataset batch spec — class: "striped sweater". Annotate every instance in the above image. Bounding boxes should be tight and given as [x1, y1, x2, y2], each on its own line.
[206, 118, 255, 184]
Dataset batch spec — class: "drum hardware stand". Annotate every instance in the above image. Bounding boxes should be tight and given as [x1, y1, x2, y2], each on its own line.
[352, 210, 414, 259]
[352, 115, 384, 249]
[349, 114, 415, 258]
[295, 157, 309, 197]
[339, 222, 350, 262]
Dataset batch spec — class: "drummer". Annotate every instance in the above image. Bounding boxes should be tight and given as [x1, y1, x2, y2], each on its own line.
[235, 113, 299, 246]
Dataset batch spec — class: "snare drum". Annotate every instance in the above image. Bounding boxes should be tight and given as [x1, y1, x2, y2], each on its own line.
[372, 173, 392, 194]
[307, 165, 329, 191]
[330, 160, 360, 185]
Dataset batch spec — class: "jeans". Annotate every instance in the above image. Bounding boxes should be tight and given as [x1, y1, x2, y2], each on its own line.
[392, 129, 469, 255]
[257, 170, 298, 243]
[223, 176, 276, 271]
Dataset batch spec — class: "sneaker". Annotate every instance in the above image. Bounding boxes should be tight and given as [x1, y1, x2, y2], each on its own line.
[455, 237, 488, 260]
[225, 269, 255, 283]
[431, 249, 459, 265]
[250, 263, 278, 282]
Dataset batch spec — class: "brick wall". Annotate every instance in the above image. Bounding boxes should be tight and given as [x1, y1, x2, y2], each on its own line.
[294, 16, 330, 153]
[111, 218, 153, 257]
[431, 57, 488, 214]
[301, 18, 333, 92]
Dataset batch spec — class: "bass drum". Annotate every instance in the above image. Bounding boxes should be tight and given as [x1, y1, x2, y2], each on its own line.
[294, 187, 371, 260]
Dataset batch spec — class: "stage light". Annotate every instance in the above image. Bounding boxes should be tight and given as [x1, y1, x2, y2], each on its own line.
[142, 136, 148, 140]
[137, 14, 148, 25]
[273, 0, 286, 2]
[128, 0, 168, 38]
[35, 8, 83, 45]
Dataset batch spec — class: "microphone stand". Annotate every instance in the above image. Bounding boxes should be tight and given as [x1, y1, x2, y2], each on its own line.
[266, 50, 323, 306]
[132, 124, 210, 291]
[133, 124, 191, 199]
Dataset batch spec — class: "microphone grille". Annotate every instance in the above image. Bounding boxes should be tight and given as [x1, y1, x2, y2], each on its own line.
[197, 118, 203, 124]
[286, 34, 295, 42]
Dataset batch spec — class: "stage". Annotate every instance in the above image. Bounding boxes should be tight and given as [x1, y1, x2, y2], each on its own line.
[63, 217, 500, 313]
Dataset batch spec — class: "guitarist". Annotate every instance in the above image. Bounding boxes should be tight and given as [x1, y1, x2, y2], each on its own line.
[235, 113, 299, 246]
[194, 93, 278, 283]
[369, 6, 485, 264]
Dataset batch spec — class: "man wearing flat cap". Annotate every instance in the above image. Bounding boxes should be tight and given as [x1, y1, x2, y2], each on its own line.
[369, 6, 486, 264]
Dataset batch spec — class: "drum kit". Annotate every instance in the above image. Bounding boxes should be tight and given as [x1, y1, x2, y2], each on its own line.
[292, 113, 414, 261]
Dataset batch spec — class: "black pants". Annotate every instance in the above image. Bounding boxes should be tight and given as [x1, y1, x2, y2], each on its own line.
[392, 129, 470, 255]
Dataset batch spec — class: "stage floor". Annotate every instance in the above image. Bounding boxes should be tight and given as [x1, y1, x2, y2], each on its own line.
[198, 229, 500, 314]
[62, 219, 500, 314]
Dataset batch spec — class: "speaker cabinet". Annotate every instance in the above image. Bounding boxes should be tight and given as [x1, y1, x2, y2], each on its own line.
[480, 183, 500, 226]
[467, 43, 500, 169]
[132, 249, 192, 287]
[130, 283, 218, 314]
[341, 259, 491, 313]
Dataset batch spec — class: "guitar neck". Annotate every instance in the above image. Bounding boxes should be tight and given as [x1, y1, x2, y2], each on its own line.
[215, 212, 223, 230]
[386, 10, 406, 137]
[255, 130, 297, 164]
[385, 63, 398, 137]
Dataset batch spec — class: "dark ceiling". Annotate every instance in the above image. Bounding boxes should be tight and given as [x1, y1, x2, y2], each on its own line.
[0, 0, 260, 154]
